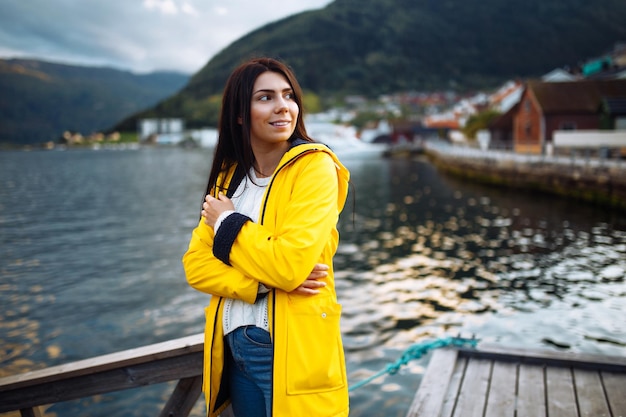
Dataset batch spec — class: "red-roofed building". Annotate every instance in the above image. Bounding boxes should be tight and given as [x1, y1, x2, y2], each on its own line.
[491, 79, 626, 154]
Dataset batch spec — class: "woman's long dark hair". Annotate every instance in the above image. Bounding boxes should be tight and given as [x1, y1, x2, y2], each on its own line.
[203, 57, 313, 200]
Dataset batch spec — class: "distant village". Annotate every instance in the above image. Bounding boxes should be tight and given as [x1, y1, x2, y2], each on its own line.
[349, 43, 626, 159]
[64, 44, 626, 161]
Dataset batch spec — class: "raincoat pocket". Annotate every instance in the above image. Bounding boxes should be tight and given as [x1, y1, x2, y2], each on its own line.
[285, 300, 346, 395]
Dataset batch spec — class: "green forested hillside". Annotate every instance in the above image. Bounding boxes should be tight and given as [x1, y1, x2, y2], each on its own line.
[0, 59, 189, 145]
[116, 0, 626, 130]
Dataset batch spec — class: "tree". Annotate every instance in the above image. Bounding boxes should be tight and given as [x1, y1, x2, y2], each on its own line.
[462, 110, 501, 139]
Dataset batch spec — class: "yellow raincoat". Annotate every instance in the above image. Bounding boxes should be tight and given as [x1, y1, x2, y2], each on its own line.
[183, 140, 350, 417]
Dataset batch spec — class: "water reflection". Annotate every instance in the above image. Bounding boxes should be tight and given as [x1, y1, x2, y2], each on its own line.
[337, 156, 625, 416]
[0, 150, 624, 417]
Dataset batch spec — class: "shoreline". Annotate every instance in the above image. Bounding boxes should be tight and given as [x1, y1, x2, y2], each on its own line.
[420, 142, 626, 210]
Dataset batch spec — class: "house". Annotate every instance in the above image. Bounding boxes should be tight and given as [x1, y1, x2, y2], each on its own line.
[489, 80, 524, 112]
[138, 118, 185, 144]
[541, 68, 579, 82]
[490, 79, 626, 154]
[423, 82, 520, 146]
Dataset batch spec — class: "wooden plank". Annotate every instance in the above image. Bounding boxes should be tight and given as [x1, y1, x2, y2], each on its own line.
[574, 368, 611, 417]
[451, 357, 492, 417]
[0, 333, 204, 391]
[159, 376, 203, 417]
[545, 366, 578, 417]
[406, 348, 459, 417]
[602, 371, 626, 417]
[409, 345, 626, 417]
[484, 361, 517, 417]
[517, 364, 546, 417]
[440, 356, 468, 417]
[460, 344, 626, 373]
[0, 352, 203, 412]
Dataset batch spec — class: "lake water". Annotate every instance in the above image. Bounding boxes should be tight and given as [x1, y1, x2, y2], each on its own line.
[1, 147, 625, 417]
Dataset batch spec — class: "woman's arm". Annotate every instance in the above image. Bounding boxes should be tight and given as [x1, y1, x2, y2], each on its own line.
[182, 219, 259, 303]
[184, 213, 329, 300]
[224, 153, 341, 292]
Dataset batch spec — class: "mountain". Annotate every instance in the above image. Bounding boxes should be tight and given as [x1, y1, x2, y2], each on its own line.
[115, 0, 626, 131]
[0, 59, 189, 145]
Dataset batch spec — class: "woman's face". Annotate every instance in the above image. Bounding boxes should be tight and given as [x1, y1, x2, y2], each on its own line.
[248, 71, 299, 151]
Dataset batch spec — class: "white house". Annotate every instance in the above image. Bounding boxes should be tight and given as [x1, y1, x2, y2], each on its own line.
[138, 118, 185, 144]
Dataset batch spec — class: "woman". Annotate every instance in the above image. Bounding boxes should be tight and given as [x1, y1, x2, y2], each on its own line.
[182, 57, 350, 417]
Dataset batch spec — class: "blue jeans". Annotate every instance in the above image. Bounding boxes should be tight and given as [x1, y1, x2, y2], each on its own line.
[225, 326, 273, 417]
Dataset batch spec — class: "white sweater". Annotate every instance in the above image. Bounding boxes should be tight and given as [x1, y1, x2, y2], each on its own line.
[214, 169, 271, 335]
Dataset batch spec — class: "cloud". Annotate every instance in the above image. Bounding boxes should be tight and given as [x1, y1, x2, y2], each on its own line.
[214, 6, 229, 16]
[143, 0, 179, 15]
[0, 0, 333, 74]
[181, 2, 199, 16]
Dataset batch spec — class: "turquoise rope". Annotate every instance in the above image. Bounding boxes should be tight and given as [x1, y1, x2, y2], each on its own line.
[348, 336, 479, 392]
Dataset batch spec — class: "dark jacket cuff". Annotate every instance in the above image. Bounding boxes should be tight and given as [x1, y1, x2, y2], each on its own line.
[213, 213, 251, 265]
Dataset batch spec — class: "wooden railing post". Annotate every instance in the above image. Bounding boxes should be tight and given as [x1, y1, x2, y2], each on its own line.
[159, 375, 203, 417]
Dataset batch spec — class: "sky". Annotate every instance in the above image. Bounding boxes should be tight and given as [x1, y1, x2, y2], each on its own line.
[0, 0, 334, 75]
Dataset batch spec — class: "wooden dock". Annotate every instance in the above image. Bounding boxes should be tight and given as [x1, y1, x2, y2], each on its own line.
[407, 343, 626, 417]
[2, 335, 625, 417]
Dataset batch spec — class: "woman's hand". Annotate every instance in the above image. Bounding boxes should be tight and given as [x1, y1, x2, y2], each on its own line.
[291, 263, 329, 295]
[202, 193, 235, 228]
